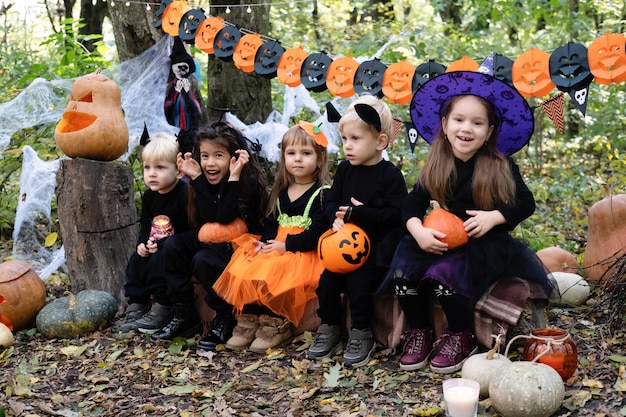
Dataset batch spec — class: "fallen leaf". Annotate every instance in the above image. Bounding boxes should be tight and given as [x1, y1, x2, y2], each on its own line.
[60, 345, 88, 357]
[323, 363, 343, 387]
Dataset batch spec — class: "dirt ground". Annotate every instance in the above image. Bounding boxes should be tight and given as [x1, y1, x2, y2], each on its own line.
[0, 282, 625, 417]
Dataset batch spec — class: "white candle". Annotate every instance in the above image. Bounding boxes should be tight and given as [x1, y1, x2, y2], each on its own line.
[443, 378, 479, 417]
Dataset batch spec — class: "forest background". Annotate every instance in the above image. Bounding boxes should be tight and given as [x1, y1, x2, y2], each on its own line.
[0, 0, 625, 294]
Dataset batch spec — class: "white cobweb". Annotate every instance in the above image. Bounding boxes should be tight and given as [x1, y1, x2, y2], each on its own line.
[2, 35, 334, 279]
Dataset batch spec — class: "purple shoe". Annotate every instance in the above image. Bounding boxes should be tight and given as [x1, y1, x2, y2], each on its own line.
[399, 328, 433, 371]
[430, 329, 478, 374]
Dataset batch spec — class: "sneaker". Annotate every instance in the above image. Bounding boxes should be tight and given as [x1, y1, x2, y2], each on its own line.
[136, 303, 172, 334]
[306, 324, 342, 359]
[249, 315, 292, 353]
[151, 303, 198, 341]
[197, 312, 237, 352]
[118, 303, 147, 333]
[399, 328, 434, 371]
[429, 329, 478, 374]
[225, 314, 259, 351]
[343, 328, 376, 367]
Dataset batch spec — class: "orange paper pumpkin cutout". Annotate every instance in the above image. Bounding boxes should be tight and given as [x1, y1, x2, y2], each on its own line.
[233, 33, 264, 73]
[446, 56, 479, 72]
[162, 1, 190, 36]
[512, 47, 556, 98]
[326, 55, 359, 98]
[277, 46, 308, 87]
[588, 32, 626, 85]
[194, 16, 226, 54]
[382, 60, 415, 105]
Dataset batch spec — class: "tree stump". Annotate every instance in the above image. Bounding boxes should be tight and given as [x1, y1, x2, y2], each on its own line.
[56, 158, 138, 305]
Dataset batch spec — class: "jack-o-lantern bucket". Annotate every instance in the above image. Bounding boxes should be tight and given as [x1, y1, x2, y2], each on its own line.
[0, 261, 47, 331]
[318, 224, 371, 274]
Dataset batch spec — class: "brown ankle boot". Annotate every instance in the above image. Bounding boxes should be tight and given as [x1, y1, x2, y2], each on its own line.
[225, 314, 259, 351]
[249, 315, 292, 353]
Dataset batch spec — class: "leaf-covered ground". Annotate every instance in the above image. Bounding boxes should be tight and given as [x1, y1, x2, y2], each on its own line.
[1, 284, 625, 417]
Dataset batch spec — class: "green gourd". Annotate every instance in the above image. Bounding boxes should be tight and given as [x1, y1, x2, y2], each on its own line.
[36, 290, 117, 339]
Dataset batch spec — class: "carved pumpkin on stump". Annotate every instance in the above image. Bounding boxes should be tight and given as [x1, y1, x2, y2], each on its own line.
[55, 69, 129, 161]
[318, 224, 371, 273]
[0, 261, 47, 331]
[422, 201, 469, 249]
[582, 185, 626, 285]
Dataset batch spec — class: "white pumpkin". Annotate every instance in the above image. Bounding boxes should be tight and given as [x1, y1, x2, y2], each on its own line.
[489, 361, 565, 417]
[549, 272, 590, 306]
[0, 322, 14, 348]
[461, 338, 511, 397]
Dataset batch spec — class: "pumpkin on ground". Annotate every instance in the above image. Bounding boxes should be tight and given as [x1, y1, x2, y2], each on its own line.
[0, 322, 14, 348]
[536, 246, 579, 273]
[36, 290, 117, 339]
[489, 361, 565, 417]
[461, 336, 511, 397]
[549, 272, 590, 306]
[582, 186, 626, 285]
[55, 69, 129, 162]
[198, 218, 248, 244]
[0, 260, 47, 331]
[422, 201, 468, 249]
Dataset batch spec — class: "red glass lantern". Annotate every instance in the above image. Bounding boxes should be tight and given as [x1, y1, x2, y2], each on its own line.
[522, 327, 578, 380]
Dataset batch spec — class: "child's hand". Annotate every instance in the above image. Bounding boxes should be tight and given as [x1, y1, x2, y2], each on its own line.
[137, 242, 150, 257]
[406, 217, 448, 255]
[336, 197, 363, 223]
[178, 152, 202, 179]
[332, 217, 345, 232]
[260, 240, 286, 255]
[146, 238, 159, 254]
[464, 210, 505, 238]
[229, 149, 249, 181]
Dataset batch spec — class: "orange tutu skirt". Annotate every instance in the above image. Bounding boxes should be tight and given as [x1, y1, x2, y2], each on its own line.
[213, 226, 323, 326]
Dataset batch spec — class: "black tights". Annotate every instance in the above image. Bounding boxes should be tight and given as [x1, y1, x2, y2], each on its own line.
[397, 282, 473, 332]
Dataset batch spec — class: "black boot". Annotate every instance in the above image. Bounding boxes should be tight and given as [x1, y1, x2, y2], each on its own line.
[151, 303, 197, 341]
[197, 312, 236, 351]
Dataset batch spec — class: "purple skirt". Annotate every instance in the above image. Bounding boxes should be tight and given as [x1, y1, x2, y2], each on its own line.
[380, 231, 553, 301]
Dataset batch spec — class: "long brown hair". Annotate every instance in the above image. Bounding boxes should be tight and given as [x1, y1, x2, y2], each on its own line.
[266, 125, 330, 216]
[419, 95, 516, 210]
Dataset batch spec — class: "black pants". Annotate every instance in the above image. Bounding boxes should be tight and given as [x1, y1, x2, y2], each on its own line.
[316, 254, 384, 330]
[162, 229, 233, 313]
[124, 249, 169, 305]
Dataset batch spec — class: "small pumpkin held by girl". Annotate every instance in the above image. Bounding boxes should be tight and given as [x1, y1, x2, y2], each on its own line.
[382, 71, 555, 374]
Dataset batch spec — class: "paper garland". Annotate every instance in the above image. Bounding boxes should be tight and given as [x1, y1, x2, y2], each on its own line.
[540, 93, 565, 134]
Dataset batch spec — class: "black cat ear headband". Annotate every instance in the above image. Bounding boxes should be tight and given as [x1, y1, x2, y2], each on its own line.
[325, 102, 382, 132]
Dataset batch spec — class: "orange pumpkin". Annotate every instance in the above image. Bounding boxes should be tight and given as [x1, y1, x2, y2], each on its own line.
[318, 224, 371, 274]
[382, 60, 415, 105]
[55, 70, 129, 161]
[198, 218, 248, 243]
[446, 56, 479, 72]
[512, 47, 555, 98]
[194, 16, 226, 54]
[536, 246, 579, 273]
[422, 201, 469, 249]
[0, 261, 47, 331]
[161, 0, 190, 36]
[326, 55, 359, 98]
[233, 33, 264, 73]
[277, 46, 308, 87]
[582, 186, 626, 285]
[587, 32, 626, 85]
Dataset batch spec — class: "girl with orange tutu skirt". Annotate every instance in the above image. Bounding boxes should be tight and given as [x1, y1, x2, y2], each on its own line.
[213, 121, 330, 352]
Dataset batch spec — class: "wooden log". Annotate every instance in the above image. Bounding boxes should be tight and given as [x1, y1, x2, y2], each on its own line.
[56, 158, 138, 305]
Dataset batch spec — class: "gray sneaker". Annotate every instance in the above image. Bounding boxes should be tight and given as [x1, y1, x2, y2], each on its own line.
[307, 324, 342, 359]
[119, 303, 148, 333]
[136, 303, 172, 334]
[342, 328, 376, 367]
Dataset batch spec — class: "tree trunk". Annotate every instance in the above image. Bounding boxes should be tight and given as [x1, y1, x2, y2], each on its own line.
[106, 1, 163, 62]
[205, 0, 273, 124]
[79, 0, 109, 52]
[56, 158, 138, 304]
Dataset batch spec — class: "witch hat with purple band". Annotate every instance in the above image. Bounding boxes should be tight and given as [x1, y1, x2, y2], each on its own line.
[410, 71, 534, 156]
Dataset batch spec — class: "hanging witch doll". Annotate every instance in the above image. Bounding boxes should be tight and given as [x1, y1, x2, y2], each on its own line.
[164, 36, 203, 137]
